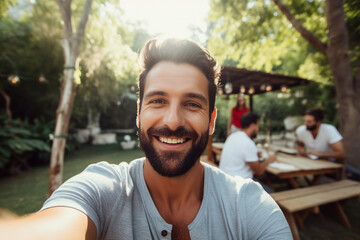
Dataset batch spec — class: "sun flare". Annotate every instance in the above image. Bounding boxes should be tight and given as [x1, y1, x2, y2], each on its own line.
[122, 0, 209, 40]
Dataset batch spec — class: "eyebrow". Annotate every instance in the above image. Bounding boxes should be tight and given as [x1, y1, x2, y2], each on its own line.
[143, 90, 168, 101]
[184, 93, 208, 105]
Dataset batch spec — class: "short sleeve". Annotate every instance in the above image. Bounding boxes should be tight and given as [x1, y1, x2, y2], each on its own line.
[327, 125, 342, 144]
[40, 162, 128, 240]
[295, 126, 304, 141]
[244, 141, 259, 163]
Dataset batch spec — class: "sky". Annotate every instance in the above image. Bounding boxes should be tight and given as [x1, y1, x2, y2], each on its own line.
[121, 0, 210, 41]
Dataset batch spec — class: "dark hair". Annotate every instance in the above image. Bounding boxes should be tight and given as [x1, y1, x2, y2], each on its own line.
[306, 108, 324, 122]
[241, 112, 259, 129]
[138, 38, 221, 117]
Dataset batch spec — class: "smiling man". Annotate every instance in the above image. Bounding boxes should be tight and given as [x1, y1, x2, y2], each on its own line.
[0, 38, 291, 240]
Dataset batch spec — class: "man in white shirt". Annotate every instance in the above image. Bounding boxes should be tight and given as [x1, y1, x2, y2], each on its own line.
[296, 108, 345, 160]
[220, 113, 276, 192]
[296, 108, 360, 181]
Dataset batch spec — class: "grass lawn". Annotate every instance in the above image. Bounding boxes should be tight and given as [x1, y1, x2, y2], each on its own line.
[0, 144, 359, 239]
[0, 144, 144, 215]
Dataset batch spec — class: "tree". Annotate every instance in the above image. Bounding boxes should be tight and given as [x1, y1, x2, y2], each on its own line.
[49, 0, 93, 195]
[208, 0, 360, 169]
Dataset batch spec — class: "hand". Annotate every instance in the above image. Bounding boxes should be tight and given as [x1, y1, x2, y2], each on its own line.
[308, 150, 321, 157]
[267, 154, 276, 164]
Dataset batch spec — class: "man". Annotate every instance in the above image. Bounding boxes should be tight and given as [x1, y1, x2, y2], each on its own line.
[220, 112, 276, 193]
[296, 108, 345, 160]
[296, 108, 360, 180]
[0, 38, 291, 239]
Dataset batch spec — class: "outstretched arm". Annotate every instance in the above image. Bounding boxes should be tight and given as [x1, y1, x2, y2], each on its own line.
[0, 207, 96, 240]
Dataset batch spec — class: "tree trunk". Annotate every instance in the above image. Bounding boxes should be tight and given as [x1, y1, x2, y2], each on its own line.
[0, 89, 12, 120]
[325, 0, 360, 169]
[49, 0, 93, 196]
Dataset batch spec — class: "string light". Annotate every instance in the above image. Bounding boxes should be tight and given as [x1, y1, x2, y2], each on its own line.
[8, 75, 20, 85]
[224, 82, 233, 94]
[248, 86, 255, 95]
[260, 84, 266, 91]
[281, 85, 287, 92]
[38, 74, 46, 83]
[240, 85, 246, 93]
[265, 84, 272, 91]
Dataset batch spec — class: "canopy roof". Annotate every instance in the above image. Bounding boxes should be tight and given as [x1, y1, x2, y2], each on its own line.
[219, 66, 310, 95]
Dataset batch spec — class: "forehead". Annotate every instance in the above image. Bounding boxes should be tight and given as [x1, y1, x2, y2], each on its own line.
[144, 61, 209, 100]
[305, 114, 315, 122]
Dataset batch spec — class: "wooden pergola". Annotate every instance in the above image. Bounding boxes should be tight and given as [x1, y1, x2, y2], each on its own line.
[207, 66, 311, 161]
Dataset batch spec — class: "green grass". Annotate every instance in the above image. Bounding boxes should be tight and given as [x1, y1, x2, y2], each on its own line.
[0, 144, 144, 215]
[0, 144, 359, 239]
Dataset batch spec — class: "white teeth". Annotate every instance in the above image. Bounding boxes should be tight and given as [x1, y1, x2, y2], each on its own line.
[159, 137, 186, 144]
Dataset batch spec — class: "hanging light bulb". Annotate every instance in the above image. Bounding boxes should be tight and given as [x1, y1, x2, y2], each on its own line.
[281, 85, 287, 92]
[8, 75, 20, 85]
[248, 86, 255, 95]
[39, 74, 46, 83]
[265, 84, 272, 92]
[240, 85, 246, 93]
[224, 82, 233, 94]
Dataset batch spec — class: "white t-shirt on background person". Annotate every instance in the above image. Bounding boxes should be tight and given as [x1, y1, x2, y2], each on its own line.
[296, 123, 342, 154]
[219, 131, 259, 178]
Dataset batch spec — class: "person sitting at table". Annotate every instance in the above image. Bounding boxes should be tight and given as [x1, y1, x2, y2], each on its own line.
[226, 93, 249, 137]
[296, 108, 360, 180]
[220, 112, 276, 193]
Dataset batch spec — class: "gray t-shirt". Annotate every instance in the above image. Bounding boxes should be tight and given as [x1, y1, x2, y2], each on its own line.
[41, 158, 291, 239]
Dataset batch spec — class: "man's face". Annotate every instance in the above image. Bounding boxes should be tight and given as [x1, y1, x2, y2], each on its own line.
[138, 61, 215, 177]
[305, 115, 319, 131]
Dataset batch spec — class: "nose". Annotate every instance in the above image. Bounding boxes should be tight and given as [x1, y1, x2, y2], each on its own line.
[162, 102, 185, 130]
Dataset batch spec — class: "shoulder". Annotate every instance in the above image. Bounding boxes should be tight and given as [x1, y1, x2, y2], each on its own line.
[296, 125, 306, 136]
[205, 164, 263, 198]
[77, 158, 144, 183]
[321, 123, 339, 133]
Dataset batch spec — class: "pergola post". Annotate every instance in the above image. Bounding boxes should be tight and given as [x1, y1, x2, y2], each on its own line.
[249, 94, 253, 112]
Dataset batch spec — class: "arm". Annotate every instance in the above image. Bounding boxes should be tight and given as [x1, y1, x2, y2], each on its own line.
[0, 207, 96, 240]
[297, 140, 307, 157]
[248, 154, 277, 176]
[309, 140, 346, 160]
[227, 111, 233, 137]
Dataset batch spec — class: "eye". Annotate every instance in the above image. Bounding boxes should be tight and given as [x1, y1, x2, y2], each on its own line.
[149, 99, 165, 104]
[185, 102, 202, 109]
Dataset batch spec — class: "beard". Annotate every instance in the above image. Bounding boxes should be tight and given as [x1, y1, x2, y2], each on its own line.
[306, 124, 317, 131]
[139, 125, 209, 177]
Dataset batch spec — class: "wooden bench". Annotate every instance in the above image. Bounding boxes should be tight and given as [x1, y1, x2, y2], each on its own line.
[270, 180, 360, 240]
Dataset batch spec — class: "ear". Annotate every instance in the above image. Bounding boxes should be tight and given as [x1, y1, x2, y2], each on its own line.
[209, 108, 217, 135]
[136, 100, 140, 128]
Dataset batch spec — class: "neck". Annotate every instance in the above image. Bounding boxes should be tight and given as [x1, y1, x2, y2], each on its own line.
[311, 127, 320, 138]
[243, 128, 253, 138]
[143, 159, 204, 210]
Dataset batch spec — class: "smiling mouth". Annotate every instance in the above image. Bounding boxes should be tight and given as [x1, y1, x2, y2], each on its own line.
[156, 136, 190, 144]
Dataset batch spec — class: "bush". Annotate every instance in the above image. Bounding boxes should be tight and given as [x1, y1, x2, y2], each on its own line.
[0, 114, 51, 175]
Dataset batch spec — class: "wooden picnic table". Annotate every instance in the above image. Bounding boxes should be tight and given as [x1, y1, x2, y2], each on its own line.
[210, 142, 343, 188]
[266, 153, 343, 188]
